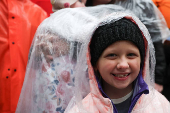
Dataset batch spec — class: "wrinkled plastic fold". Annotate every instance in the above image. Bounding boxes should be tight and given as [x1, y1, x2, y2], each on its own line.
[113, 0, 170, 42]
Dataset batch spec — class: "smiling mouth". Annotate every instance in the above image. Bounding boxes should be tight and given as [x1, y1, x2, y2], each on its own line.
[112, 73, 130, 78]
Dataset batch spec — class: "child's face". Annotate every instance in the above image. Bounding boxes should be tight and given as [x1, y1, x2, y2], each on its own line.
[95, 40, 141, 93]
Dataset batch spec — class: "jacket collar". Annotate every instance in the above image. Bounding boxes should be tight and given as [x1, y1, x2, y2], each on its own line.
[96, 68, 149, 113]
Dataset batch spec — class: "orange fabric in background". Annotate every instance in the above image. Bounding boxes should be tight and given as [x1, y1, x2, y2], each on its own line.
[0, 0, 47, 112]
[152, 0, 170, 28]
[31, 0, 53, 16]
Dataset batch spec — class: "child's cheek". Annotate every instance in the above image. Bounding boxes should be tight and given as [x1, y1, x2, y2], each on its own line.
[100, 60, 115, 71]
[105, 60, 116, 70]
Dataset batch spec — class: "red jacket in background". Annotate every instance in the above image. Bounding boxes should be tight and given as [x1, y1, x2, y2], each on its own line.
[31, 0, 53, 16]
[0, 0, 47, 112]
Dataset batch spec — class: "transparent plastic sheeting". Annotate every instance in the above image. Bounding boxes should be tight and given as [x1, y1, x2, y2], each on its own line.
[16, 5, 170, 113]
[113, 0, 170, 42]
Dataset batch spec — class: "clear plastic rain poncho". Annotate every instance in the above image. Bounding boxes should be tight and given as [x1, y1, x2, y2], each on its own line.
[16, 5, 169, 113]
[114, 0, 170, 42]
[86, 0, 170, 42]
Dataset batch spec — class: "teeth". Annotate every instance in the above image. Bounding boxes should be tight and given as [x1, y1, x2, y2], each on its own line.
[113, 74, 129, 78]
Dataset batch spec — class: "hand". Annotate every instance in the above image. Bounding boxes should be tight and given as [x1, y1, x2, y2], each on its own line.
[34, 35, 70, 63]
[70, 1, 86, 8]
[154, 83, 163, 92]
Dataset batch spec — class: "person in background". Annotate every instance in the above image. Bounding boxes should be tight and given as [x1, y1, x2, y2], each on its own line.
[152, 0, 170, 29]
[85, 0, 170, 93]
[31, 0, 53, 16]
[51, 0, 86, 12]
[0, 0, 47, 112]
[162, 37, 170, 101]
[31, 0, 87, 16]
[151, 0, 170, 101]
[15, 6, 90, 112]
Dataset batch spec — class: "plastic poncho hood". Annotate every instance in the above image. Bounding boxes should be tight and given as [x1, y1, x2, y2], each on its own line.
[16, 5, 169, 113]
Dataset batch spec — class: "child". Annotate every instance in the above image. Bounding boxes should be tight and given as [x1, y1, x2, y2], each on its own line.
[78, 18, 169, 113]
[65, 7, 170, 113]
[16, 6, 170, 113]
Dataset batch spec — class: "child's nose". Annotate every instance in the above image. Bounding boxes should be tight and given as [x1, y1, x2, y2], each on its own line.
[117, 58, 129, 69]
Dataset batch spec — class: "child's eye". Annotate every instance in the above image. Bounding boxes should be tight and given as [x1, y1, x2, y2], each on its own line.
[127, 53, 137, 57]
[106, 53, 117, 57]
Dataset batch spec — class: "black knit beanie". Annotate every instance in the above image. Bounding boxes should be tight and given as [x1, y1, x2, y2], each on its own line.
[90, 18, 145, 66]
